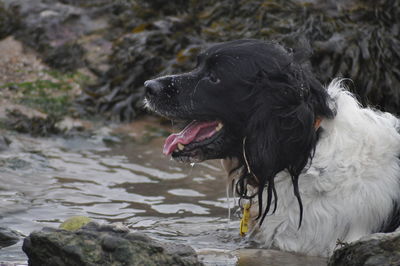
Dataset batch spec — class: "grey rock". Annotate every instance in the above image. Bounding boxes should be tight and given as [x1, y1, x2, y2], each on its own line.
[0, 227, 20, 249]
[328, 231, 400, 266]
[22, 222, 203, 266]
[5, 0, 112, 72]
[0, 136, 11, 151]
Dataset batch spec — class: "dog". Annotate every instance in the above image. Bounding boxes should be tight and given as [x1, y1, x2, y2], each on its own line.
[144, 39, 400, 256]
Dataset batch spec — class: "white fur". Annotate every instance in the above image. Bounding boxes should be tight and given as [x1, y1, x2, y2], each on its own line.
[233, 79, 400, 257]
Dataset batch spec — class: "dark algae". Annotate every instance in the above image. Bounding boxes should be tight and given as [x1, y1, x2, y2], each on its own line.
[2, 0, 399, 120]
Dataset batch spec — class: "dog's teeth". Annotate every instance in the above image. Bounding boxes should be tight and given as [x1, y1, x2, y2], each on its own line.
[177, 143, 185, 150]
[216, 122, 223, 131]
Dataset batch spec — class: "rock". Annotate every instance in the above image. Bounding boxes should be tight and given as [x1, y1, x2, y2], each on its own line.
[0, 135, 11, 151]
[0, 36, 47, 85]
[5, 0, 112, 72]
[0, 226, 20, 249]
[0, 1, 17, 39]
[5, 109, 61, 136]
[55, 117, 90, 132]
[328, 231, 400, 266]
[23, 222, 203, 266]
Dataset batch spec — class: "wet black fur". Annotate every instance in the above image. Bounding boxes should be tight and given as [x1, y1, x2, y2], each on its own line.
[145, 39, 336, 226]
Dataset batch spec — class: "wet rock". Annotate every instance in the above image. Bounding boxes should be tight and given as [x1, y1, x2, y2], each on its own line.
[5, 0, 111, 72]
[5, 109, 61, 137]
[0, 227, 20, 249]
[0, 2, 18, 39]
[328, 231, 400, 266]
[23, 222, 203, 266]
[56, 117, 90, 132]
[0, 136, 11, 151]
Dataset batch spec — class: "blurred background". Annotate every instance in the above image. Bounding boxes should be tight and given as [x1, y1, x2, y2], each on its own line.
[0, 0, 398, 265]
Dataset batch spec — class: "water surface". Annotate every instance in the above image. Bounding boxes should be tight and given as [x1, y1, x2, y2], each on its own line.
[0, 122, 327, 265]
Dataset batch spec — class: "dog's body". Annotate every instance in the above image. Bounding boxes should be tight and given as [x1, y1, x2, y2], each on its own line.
[144, 39, 400, 256]
[224, 80, 400, 256]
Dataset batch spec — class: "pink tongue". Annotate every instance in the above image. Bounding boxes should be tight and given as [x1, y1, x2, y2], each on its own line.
[163, 121, 219, 155]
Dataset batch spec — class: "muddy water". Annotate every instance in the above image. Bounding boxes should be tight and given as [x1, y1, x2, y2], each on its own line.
[0, 124, 327, 266]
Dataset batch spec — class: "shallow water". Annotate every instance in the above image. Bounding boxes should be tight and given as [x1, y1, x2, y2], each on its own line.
[0, 123, 327, 266]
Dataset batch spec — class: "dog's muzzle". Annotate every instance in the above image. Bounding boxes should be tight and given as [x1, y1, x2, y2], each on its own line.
[144, 79, 163, 99]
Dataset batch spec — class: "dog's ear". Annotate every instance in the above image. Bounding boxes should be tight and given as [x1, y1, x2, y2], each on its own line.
[242, 69, 331, 226]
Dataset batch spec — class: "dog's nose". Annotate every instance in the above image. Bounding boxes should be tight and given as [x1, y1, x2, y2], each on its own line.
[144, 79, 163, 97]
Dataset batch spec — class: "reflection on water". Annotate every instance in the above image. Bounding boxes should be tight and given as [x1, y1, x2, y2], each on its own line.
[0, 125, 327, 265]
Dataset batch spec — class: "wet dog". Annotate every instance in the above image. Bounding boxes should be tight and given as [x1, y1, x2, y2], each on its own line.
[144, 39, 400, 256]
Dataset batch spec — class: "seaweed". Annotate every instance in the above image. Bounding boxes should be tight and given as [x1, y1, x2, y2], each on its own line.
[1, 71, 86, 118]
[0, 2, 18, 39]
[84, 0, 400, 120]
[5, 109, 61, 137]
[79, 17, 204, 121]
[44, 42, 86, 72]
[3, 0, 400, 120]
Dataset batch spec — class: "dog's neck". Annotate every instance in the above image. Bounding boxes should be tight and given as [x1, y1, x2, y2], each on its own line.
[222, 116, 323, 178]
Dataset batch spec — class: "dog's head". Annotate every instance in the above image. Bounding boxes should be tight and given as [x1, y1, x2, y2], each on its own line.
[144, 39, 335, 225]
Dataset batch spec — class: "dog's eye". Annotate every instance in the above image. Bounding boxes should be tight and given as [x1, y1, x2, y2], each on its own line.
[208, 72, 220, 83]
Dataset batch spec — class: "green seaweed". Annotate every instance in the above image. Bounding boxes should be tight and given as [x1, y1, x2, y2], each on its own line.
[0, 70, 92, 136]
[1, 71, 91, 118]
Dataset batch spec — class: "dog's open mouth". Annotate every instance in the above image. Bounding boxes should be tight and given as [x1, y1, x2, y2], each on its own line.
[163, 121, 224, 163]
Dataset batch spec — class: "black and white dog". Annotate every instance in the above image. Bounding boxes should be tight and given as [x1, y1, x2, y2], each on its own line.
[144, 39, 400, 256]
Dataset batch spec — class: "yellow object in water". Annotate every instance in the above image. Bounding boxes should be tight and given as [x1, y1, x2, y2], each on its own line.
[240, 203, 251, 236]
[59, 216, 92, 231]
